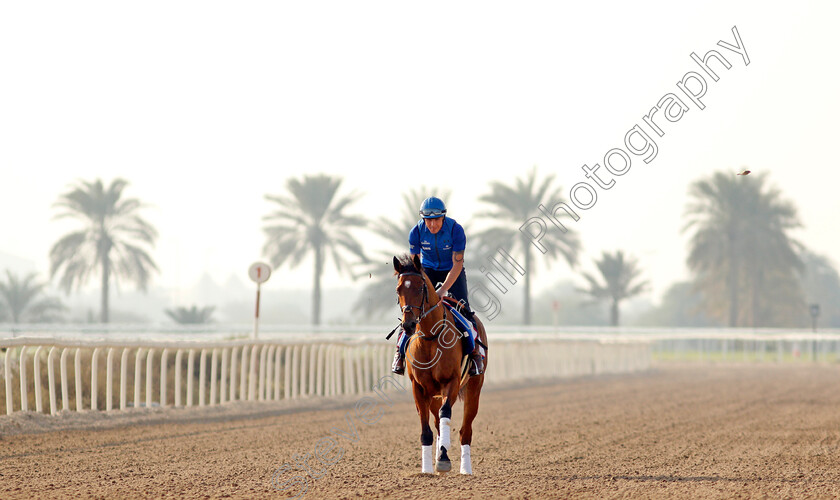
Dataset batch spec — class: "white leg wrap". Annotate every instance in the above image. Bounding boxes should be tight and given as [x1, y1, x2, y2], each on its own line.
[460, 444, 472, 474]
[438, 417, 451, 452]
[422, 445, 434, 473]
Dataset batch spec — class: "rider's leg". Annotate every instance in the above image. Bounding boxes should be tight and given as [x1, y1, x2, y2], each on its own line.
[445, 269, 472, 317]
[425, 269, 448, 298]
[447, 270, 484, 376]
[464, 325, 484, 376]
[391, 329, 409, 375]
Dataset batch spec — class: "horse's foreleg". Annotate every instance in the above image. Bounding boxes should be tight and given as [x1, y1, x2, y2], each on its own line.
[430, 397, 442, 436]
[412, 382, 434, 474]
[459, 376, 484, 474]
[429, 398, 443, 471]
[435, 382, 461, 473]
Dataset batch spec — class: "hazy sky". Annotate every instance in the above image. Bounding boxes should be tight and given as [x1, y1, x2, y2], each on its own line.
[2, 1, 838, 305]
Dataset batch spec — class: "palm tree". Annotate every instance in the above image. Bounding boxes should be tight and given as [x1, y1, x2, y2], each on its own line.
[0, 270, 66, 323]
[165, 305, 215, 324]
[50, 178, 159, 323]
[353, 187, 451, 319]
[683, 171, 803, 327]
[476, 167, 580, 324]
[577, 250, 648, 326]
[263, 174, 367, 325]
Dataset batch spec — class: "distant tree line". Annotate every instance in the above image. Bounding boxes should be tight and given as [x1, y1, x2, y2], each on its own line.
[5, 168, 837, 329]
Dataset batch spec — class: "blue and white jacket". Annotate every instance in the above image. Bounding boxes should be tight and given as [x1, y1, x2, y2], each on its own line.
[408, 217, 466, 272]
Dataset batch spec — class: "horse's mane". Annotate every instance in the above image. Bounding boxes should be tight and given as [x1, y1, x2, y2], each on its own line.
[394, 253, 421, 275]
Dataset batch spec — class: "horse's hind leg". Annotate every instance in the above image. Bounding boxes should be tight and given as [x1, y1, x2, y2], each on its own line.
[412, 382, 435, 474]
[459, 376, 484, 474]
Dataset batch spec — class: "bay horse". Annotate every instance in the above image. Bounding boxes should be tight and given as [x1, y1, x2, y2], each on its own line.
[393, 254, 487, 474]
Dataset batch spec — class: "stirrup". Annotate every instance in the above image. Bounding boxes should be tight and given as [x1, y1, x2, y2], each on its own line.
[468, 354, 483, 376]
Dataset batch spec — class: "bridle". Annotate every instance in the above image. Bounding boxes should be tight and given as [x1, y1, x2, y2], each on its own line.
[398, 271, 445, 341]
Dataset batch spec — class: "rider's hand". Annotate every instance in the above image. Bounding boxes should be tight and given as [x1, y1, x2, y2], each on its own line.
[436, 288, 448, 300]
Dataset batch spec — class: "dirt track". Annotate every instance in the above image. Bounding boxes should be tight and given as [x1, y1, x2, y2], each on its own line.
[3, 363, 840, 499]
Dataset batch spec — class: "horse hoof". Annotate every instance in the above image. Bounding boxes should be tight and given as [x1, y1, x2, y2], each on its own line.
[436, 460, 451, 473]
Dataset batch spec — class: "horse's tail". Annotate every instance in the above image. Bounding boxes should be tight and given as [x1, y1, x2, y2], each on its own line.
[458, 384, 468, 401]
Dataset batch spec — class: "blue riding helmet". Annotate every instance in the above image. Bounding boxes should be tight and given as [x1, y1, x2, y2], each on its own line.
[419, 197, 447, 219]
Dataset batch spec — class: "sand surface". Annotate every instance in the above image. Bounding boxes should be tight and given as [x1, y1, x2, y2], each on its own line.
[3, 363, 840, 499]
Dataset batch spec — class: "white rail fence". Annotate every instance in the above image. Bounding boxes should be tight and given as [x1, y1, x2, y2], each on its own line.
[649, 332, 840, 362]
[0, 336, 650, 416]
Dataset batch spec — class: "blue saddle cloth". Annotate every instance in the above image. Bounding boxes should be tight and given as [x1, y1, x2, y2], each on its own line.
[442, 302, 476, 353]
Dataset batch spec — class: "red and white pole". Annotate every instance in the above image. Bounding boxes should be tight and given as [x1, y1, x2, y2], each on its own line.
[254, 282, 261, 339]
[248, 262, 272, 340]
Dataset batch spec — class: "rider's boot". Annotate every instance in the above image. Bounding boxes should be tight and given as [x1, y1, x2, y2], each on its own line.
[461, 309, 484, 376]
[392, 329, 407, 375]
[467, 343, 484, 376]
[391, 345, 405, 375]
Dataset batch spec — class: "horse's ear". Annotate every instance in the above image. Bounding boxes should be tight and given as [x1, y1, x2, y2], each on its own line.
[393, 256, 401, 274]
[413, 254, 423, 272]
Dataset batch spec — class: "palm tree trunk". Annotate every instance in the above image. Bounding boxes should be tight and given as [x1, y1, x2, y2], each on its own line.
[523, 243, 532, 325]
[728, 270, 739, 327]
[611, 299, 619, 327]
[101, 255, 110, 324]
[727, 233, 739, 327]
[751, 269, 762, 328]
[312, 244, 323, 325]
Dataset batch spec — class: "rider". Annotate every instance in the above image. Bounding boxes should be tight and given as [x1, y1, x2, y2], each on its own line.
[392, 196, 485, 377]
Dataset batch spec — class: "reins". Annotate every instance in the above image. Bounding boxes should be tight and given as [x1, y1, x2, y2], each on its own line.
[395, 271, 446, 342]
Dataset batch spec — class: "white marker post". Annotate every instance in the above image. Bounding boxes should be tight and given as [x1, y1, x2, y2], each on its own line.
[248, 262, 272, 339]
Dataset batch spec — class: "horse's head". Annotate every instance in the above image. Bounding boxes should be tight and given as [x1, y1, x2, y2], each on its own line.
[393, 254, 429, 335]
